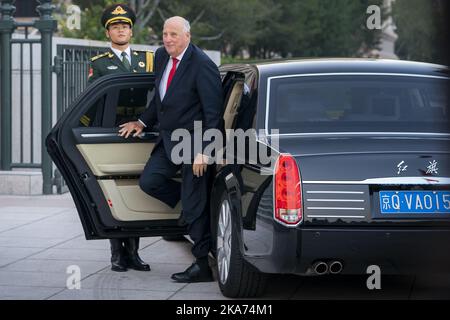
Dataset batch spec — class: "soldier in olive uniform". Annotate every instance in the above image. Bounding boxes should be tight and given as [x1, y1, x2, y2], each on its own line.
[88, 5, 154, 84]
[87, 3, 154, 272]
[88, 49, 154, 83]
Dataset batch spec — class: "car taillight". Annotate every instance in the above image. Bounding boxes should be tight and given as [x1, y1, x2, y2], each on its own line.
[274, 153, 303, 226]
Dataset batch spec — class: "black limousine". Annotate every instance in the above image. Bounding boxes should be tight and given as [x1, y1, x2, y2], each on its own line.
[47, 59, 450, 298]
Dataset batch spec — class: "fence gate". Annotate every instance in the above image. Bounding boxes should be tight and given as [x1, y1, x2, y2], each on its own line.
[0, 0, 56, 194]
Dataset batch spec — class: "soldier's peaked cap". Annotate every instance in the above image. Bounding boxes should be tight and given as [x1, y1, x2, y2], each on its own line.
[101, 4, 136, 29]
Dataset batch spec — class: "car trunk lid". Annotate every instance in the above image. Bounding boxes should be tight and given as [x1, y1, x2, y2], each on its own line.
[275, 134, 450, 224]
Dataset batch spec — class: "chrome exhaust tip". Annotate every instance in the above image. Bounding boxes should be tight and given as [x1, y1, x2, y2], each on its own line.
[329, 260, 343, 274]
[312, 261, 329, 275]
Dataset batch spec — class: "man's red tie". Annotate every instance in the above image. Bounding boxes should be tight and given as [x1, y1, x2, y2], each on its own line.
[166, 57, 179, 89]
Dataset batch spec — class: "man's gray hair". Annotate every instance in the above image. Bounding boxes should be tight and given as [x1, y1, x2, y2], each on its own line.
[165, 16, 191, 33]
[182, 18, 191, 33]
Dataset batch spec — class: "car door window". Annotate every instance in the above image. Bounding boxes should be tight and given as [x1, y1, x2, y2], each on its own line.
[221, 71, 257, 132]
[223, 81, 244, 130]
[221, 71, 260, 165]
[235, 83, 257, 131]
[78, 84, 156, 128]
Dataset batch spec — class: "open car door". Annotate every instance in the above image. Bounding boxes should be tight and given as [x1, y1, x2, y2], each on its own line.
[46, 73, 185, 239]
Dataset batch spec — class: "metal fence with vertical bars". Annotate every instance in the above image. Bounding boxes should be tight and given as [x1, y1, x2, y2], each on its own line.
[10, 26, 41, 170]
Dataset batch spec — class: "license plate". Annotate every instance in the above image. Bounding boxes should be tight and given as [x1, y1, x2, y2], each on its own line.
[379, 191, 450, 215]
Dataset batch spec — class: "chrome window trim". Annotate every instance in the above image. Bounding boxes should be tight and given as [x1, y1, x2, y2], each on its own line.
[306, 199, 365, 202]
[269, 72, 449, 81]
[266, 132, 450, 138]
[306, 207, 365, 211]
[80, 132, 159, 138]
[306, 215, 366, 219]
[303, 177, 450, 185]
[306, 191, 365, 194]
[291, 150, 450, 158]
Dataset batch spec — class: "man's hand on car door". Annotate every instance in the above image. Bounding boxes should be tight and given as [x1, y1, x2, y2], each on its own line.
[119, 121, 144, 138]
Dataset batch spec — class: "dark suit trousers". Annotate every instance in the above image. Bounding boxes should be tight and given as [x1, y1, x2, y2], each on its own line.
[139, 143, 211, 259]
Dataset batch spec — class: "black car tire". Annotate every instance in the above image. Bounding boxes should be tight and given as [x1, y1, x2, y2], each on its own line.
[215, 190, 267, 298]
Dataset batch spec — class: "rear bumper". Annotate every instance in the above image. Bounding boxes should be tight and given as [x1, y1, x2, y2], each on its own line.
[246, 227, 450, 275]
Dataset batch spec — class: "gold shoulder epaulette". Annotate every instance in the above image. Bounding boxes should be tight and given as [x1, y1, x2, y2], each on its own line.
[145, 51, 154, 72]
[91, 52, 109, 62]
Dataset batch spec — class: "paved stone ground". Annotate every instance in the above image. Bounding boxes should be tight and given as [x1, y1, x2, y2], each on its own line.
[0, 194, 449, 300]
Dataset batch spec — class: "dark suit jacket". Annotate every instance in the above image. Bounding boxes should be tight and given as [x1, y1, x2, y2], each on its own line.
[139, 44, 223, 159]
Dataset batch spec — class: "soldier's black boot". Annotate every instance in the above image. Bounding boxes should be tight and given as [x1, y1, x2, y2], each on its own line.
[110, 238, 127, 272]
[124, 237, 150, 271]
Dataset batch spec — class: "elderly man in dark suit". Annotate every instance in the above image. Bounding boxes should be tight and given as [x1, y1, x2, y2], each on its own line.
[119, 16, 223, 283]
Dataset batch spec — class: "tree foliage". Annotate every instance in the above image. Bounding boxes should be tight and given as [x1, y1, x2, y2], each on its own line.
[56, 0, 386, 59]
[57, 0, 160, 43]
[392, 0, 449, 65]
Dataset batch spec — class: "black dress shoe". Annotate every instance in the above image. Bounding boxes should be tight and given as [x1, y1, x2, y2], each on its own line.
[124, 238, 151, 271]
[171, 262, 214, 283]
